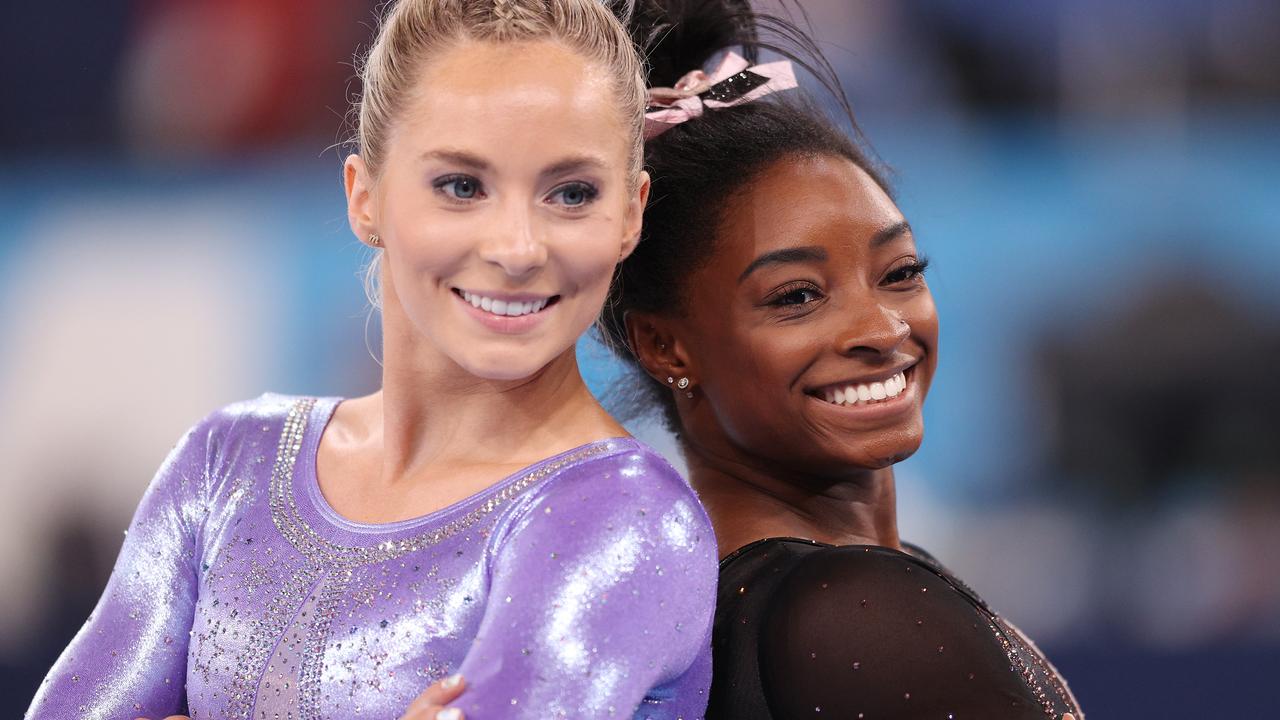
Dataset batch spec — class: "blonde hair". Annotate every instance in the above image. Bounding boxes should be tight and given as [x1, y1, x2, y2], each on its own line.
[349, 0, 646, 311]
[353, 0, 645, 178]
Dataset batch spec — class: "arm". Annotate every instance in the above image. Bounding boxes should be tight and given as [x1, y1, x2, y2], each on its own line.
[452, 450, 718, 719]
[25, 417, 213, 719]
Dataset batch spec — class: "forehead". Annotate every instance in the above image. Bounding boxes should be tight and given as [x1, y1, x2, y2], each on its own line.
[716, 154, 904, 265]
[393, 39, 630, 163]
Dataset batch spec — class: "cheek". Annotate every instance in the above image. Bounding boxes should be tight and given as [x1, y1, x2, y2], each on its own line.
[560, 226, 623, 282]
[897, 294, 940, 407]
[701, 322, 817, 433]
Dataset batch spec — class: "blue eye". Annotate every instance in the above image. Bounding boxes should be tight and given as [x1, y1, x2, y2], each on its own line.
[550, 182, 598, 208]
[435, 175, 482, 200]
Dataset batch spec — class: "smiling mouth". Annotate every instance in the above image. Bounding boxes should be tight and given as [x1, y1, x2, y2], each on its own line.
[809, 366, 914, 407]
[453, 288, 561, 317]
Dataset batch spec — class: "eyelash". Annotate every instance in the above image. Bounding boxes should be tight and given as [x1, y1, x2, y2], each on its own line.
[766, 281, 825, 308]
[547, 181, 600, 209]
[430, 175, 600, 210]
[883, 257, 930, 286]
[433, 174, 484, 203]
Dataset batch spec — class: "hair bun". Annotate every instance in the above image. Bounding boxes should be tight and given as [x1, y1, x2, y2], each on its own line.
[628, 0, 757, 88]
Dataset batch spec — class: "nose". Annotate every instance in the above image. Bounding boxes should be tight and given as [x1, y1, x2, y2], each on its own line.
[477, 202, 548, 277]
[837, 301, 910, 359]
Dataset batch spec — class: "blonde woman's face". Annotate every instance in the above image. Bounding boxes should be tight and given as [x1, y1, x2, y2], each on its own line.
[349, 39, 646, 380]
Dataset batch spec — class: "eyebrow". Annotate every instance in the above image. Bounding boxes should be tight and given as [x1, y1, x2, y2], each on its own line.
[420, 149, 491, 172]
[738, 246, 828, 284]
[871, 220, 913, 247]
[539, 155, 609, 181]
[735, 221, 914, 284]
[419, 150, 608, 180]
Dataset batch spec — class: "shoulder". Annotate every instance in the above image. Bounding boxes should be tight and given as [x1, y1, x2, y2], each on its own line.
[495, 438, 715, 567]
[169, 393, 331, 486]
[751, 544, 1021, 715]
[529, 438, 710, 532]
[186, 392, 328, 451]
[197, 392, 313, 436]
[767, 544, 968, 617]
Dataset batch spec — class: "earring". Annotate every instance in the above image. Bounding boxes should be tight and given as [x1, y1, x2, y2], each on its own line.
[368, 233, 382, 247]
[666, 377, 674, 384]
[676, 377, 690, 389]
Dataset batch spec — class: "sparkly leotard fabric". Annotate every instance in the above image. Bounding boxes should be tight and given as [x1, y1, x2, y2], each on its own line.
[27, 394, 718, 720]
[709, 538, 1082, 719]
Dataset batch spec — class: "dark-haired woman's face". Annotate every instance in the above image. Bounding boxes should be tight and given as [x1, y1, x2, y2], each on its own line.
[678, 154, 938, 476]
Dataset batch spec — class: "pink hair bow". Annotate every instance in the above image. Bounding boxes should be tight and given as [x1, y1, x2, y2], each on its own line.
[643, 51, 798, 139]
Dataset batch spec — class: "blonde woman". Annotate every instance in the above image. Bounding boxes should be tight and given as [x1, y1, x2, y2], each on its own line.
[26, 2, 717, 718]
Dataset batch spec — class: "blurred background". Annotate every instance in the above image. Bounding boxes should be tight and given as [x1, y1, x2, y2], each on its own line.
[2, 0, 1277, 716]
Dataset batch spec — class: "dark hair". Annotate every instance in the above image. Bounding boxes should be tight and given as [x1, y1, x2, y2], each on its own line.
[598, 0, 893, 434]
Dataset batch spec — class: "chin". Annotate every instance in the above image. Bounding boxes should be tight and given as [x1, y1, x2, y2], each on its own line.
[831, 426, 924, 472]
[452, 345, 556, 382]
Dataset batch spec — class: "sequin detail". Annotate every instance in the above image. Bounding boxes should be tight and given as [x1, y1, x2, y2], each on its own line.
[702, 70, 769, 103]
[269, 398, 611, 567]
[988, 618, 1081, 718]
[250, 398, 616, 718]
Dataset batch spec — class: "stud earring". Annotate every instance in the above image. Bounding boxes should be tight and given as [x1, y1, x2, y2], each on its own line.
[368, 233, 382, 247]
[667, 377, 674, 384]
[676, 377, 690, 390]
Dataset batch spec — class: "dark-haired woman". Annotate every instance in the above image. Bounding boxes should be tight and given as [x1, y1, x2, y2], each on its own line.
[602, 2, 1084, 718]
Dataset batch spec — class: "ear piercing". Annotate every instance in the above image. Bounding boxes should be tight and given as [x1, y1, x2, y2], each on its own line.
[669, 377, 693, 398]
[676, 377, 690, 389]
[368, 233, 382, 247]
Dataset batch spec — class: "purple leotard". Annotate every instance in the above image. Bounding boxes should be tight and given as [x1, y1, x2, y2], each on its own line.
[27, 394, 717, 719]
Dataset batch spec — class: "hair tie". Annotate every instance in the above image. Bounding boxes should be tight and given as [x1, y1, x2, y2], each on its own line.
[643, 52, 798, 140]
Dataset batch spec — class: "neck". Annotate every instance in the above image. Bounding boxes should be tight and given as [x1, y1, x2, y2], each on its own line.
[373, 300, 616, 480]
[683, 433, 901, 559]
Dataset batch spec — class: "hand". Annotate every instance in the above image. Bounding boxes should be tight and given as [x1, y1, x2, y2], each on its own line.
[400, 673, 467, 720]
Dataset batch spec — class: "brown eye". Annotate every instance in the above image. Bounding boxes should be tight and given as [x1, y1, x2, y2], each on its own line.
[767, 282, 824, 308]
[883, 258, 930, 286]
[777, 288, 820, 305]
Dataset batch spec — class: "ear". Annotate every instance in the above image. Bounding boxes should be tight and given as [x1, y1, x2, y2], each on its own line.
[618, 170, 651, 261]
[625, 309, 696, 389]
[344, 154, 379, 246]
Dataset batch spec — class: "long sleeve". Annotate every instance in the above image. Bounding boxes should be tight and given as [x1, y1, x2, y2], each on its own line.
[26, 417, 213, 719]
[755, 546, 1061, 719]
[453, 447, 718, 719]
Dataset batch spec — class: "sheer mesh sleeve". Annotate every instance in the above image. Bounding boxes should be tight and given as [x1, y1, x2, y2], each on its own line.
[755, 545, 1052, 719]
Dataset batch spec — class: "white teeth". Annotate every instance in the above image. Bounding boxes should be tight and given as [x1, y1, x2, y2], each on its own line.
[460, 291, 550, 316]
[886, 376, 902, 397]
[818, 371, 909, 407]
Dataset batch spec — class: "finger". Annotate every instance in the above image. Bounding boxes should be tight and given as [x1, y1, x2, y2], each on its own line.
[413, 673, 466, 706]
[402, 674, 465, 717]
